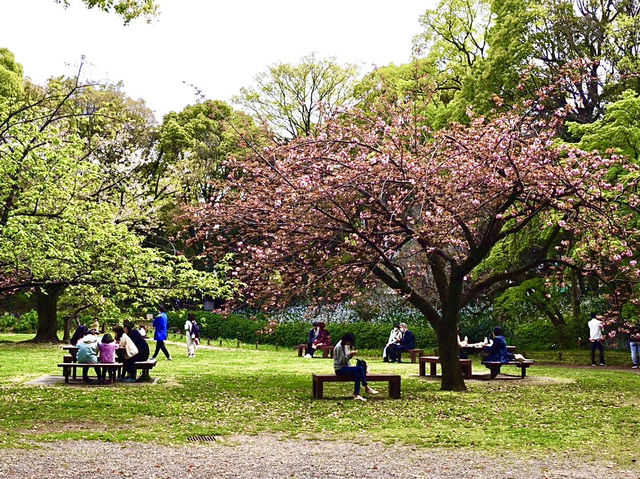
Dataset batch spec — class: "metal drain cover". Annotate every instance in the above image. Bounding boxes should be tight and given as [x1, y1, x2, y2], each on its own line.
[187, 435, 217, 442]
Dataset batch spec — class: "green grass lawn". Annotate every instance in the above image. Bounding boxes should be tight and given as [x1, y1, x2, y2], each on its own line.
[0, 333, 638, 470]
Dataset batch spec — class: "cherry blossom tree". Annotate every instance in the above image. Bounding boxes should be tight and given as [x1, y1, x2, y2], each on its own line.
[193, 93, 637, 391]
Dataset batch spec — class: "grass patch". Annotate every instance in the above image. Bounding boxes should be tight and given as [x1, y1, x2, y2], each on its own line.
[0, 334, 638, 470]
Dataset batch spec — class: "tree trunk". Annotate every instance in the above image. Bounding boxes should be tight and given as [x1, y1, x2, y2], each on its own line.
[63, 315, 72, 343]
[32, 285, 62, 343]
[436, 309, 467, 391]
[571, 269, 581, 322]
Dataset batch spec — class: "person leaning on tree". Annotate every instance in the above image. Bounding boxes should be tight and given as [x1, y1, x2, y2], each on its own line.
[588, 312, 606, 366]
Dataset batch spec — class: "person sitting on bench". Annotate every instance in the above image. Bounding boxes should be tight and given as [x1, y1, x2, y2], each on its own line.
[334, 333, 378, 401]
[483, 327, 514, 363]
[305, 321, 331, 358]
[387, 323, 416, 363]
[383, 323, 402, 362]
[120, 321, 149, 382]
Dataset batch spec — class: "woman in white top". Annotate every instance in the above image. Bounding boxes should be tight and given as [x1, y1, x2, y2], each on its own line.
[185, 313, 197, 358]
[383, 323, 402, 362]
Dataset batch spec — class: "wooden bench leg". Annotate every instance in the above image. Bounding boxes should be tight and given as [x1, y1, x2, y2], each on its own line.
[389, 379, 401, 399]
[322, 348, 329, 359]
[521, 366, 527, 378]
[430, 362, 437, 376]
[462, 363, 472, 379]
[298, 346, 304, 357]
[419, 361, 426, 376]
[315, 380, 324, 399]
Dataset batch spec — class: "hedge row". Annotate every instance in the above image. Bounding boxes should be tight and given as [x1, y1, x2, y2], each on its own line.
[167, 310, 437, 350]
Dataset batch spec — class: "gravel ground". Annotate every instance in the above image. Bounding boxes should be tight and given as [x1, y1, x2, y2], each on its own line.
[0, 436, 636, 479]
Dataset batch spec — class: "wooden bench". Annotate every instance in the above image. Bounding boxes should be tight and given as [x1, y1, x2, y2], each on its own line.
[482, 360, 535, 379]
[312, 373, 401, 399]
[131, 358, 157, 381]
[419, 356, 472, 379]
[406, 349, 424, 363]
[57, 362, 122, 383]
[297, 344, 333, 358]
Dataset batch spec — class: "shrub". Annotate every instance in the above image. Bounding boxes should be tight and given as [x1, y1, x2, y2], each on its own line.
[167, 310, 436, 350]
[0, 310, 39, 333]
[169, 311, 436, 349]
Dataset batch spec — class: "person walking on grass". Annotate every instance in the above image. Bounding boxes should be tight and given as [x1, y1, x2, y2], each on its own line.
[184, 313, 200, 358]
[628, 322, 640, 369]
[588, 312, 605, 366]
[152, 306, 172, 361]
[333, 332, 378, 401]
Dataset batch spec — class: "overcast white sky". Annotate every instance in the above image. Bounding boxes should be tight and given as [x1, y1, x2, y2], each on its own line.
[0, 0, 434, 120]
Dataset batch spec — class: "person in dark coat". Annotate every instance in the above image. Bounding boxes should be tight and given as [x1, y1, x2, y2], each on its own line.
[387, 323, 416, 363]
[121, 321, 150, 382]
[483, 327, 514, 363]
[70, 324, 89, 346]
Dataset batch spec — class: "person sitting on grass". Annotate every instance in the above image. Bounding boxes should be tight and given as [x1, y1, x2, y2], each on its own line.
[333, 332, 378, 401]
[97, 333, 119, 384]
[483, 327, 514, 363]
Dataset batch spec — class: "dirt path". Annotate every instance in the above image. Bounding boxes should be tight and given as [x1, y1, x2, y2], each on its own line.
[0, 435, 636, 479]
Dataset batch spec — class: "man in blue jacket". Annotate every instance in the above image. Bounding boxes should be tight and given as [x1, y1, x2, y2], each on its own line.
[388, 323, 416, 363]
[151, 306, 172, 361]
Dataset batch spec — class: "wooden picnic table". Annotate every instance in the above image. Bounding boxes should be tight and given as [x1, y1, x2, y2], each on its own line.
[459, 344, 516, 356]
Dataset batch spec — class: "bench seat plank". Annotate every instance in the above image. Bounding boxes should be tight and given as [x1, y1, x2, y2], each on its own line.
[418, 356, 472, 379]
[482, 360, 534, 378]
[312, 373, 401, 399]
[57, 363, 123, 383]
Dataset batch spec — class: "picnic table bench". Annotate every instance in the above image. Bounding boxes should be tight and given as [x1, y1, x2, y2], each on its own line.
[57, 362, 123, 383]
[297, 344, 333, 358]
[482, 359, 535, 378]
[403, 349, 424, 363]
[132, 358, 157, 381]
[419, 355, 472, 379]
[312, 373, 401, 399]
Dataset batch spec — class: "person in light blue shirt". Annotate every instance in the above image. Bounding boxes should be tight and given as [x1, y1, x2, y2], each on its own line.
[151, 306, 172, 361]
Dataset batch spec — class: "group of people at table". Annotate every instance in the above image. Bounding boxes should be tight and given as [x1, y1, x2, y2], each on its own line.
[68, 306, 201, 383]
[305, 321, 521, 401]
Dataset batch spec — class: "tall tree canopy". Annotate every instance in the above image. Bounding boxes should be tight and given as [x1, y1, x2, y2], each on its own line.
[54, 0, 159, 23]
[235, 53, 359, 141]
[415, 0, 640, 126]
[0, 63, 234, 342]
[192, 86, 639, 390]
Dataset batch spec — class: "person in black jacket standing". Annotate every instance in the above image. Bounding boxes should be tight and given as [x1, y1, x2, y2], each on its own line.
[387, 323, 416, 363]
[121, 321, 150, 382]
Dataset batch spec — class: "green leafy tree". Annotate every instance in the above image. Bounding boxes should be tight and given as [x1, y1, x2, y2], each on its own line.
[157, 100, 265, 204]
[0, 63, 235, 342]
[54, 0, 159, 24]
[235, 53, 359, 141]
[0, 48, 23, 100]
[415, 0, 640, 125]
